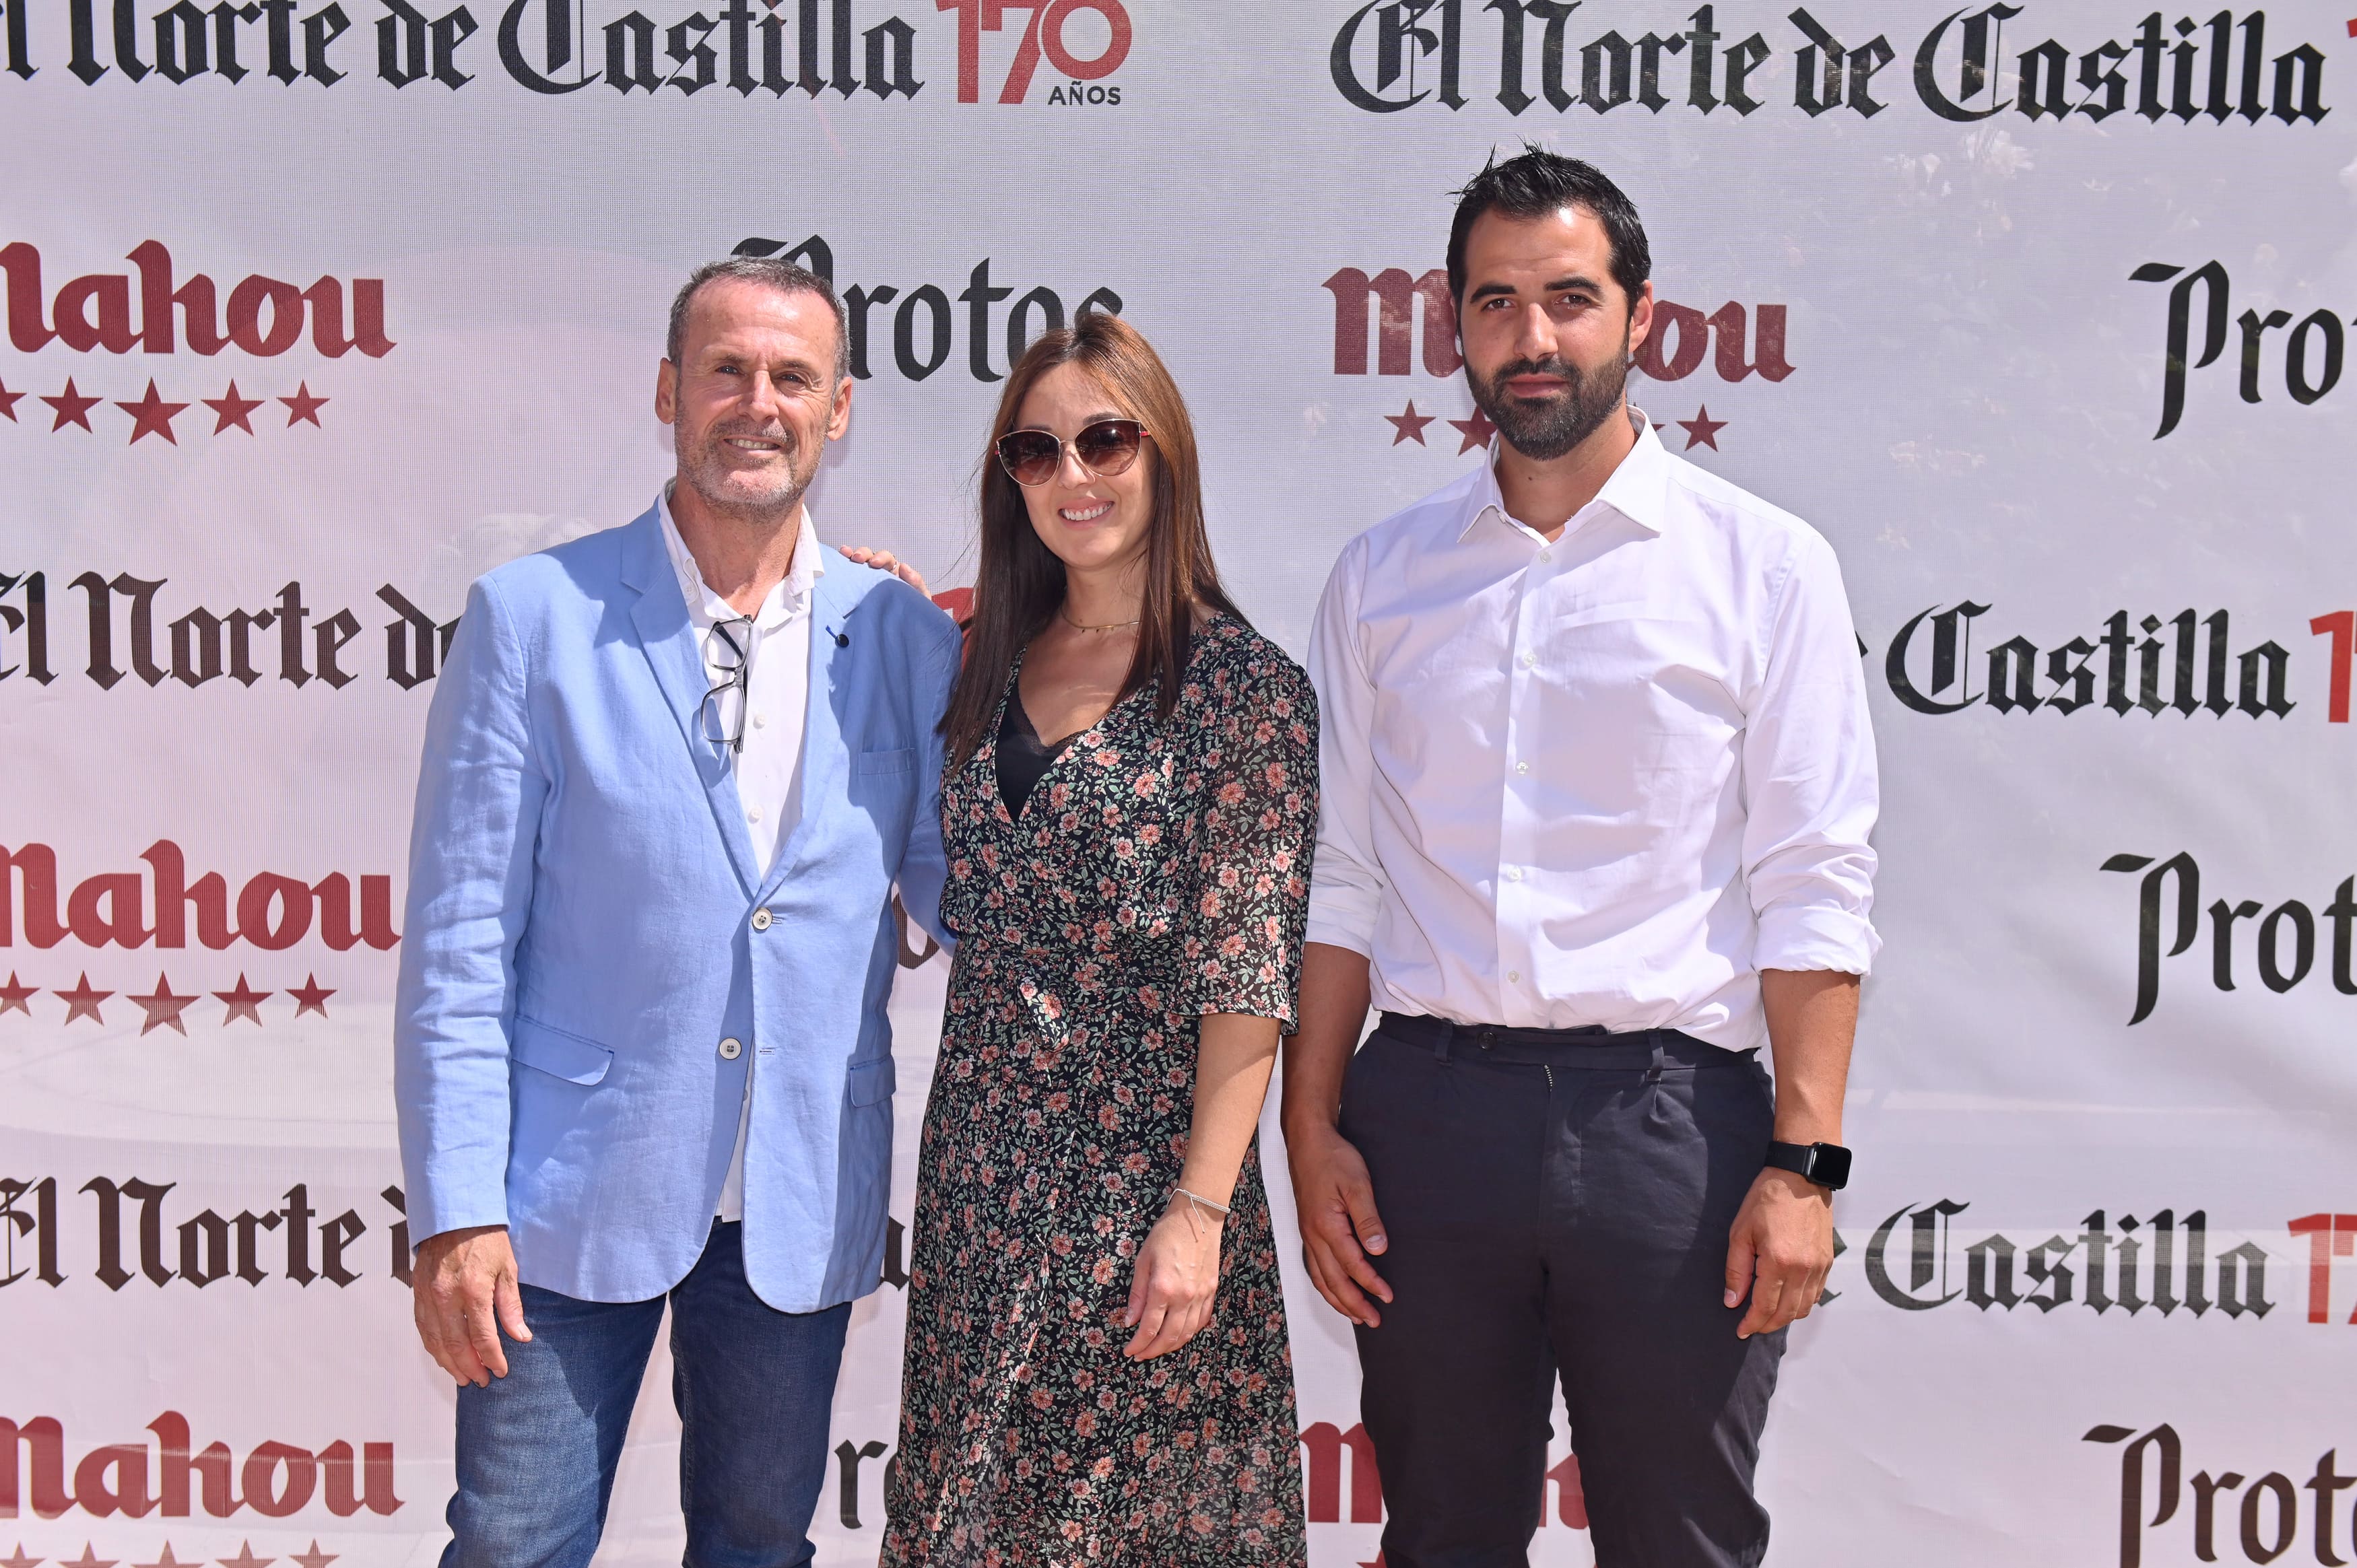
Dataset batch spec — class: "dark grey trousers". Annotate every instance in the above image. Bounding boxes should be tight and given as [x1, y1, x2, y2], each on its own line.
[1340, 1014, 1784, 1568]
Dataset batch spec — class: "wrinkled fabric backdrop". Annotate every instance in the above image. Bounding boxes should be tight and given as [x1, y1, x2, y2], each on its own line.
[4, 3, 2355, 1563]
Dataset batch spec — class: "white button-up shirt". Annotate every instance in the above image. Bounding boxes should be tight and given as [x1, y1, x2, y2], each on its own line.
[655, 485, 822, 1220]
[1305, 415, 1879, 1054]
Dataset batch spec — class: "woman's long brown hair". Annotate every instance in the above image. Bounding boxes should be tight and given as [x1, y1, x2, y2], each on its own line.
[942, 312, 1242, 770]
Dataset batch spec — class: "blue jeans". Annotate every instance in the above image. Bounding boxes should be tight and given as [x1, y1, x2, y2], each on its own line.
[441, 1221, 851, 1568]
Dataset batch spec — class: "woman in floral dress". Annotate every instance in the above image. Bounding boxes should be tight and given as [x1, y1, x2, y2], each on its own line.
[879, 312, 1315, 1566]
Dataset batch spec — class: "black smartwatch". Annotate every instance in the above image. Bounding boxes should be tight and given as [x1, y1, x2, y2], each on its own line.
[1764, 1140, 1852, 1192]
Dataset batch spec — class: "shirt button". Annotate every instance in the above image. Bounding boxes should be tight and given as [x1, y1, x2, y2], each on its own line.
[748, 807, 763, 823]
[752, 714, 767, 729]
[1521, 651, 1537, 669]
[718, 1037, 743, 1060]
[1504, 867, 1523, 882]
[1508, 970, 1521, 984]
[1515, 761, 1531, 775]
[750, 908, 773, 931]
[1537, 549, 1553, 563]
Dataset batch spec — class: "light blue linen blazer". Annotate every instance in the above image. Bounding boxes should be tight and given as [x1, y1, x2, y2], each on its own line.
[393, 505, 960, 1313]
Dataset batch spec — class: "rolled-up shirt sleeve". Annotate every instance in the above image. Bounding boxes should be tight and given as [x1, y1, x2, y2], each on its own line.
[1304, 537, 1387, 957]
[1741, 531, 1881, 975]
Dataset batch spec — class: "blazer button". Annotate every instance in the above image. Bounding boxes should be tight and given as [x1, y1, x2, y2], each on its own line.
[750, 908, 773, 932]
[719, 1037, 743, 1060]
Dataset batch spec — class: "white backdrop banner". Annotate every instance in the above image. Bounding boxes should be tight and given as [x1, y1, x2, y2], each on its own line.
[5, 2, 2356, 1563]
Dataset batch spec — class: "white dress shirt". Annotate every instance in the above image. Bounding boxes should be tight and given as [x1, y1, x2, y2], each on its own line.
[1305, 414, 1879, 1054]
[656, 485, 822, 1220]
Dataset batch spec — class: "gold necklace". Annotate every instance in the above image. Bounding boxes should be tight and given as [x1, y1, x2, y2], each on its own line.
[1059, 607, 1141, 634]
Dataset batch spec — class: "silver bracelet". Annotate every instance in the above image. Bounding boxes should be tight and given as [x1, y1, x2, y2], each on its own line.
[1173, 1186, 1231, 1220]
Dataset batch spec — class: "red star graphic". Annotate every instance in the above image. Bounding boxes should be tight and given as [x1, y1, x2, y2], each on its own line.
[280, 382, 329, 428]
[3, 1544, 45, 1568]
[129, 973, 199, 1036]
[42, 378, 101, 432]
[136, 1546, 199, 1568]
[58, 1548, 115, 1568]
[1446, 406, 1496, 455]
[214, 973, 273, 1026]
[1383, 401, 1434, 446]
[2348, 16, 2356, 36]
[290, 973, 336, 1017]
[58, 973, 112, 1025]
[1357, 1555, 1386, 1568]
[0, 379, 22, 422]
[203, 380, 265, 436]
[288, 1545, 336, 1568]
[216, 1546, 272, 1568]
[117, 380, 191, 445]
[1676, 405, 1729, 451]
[0, 973, 35, 1017]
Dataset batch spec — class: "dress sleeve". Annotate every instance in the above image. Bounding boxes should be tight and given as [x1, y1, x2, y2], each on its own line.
[1182, 645, 1320, 1027]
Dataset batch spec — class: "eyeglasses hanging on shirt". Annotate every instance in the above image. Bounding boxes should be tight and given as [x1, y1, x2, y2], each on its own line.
[698, 616, 757, 755]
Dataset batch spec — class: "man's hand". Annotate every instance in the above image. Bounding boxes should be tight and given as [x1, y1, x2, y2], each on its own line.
[1723, 1167, 1834, 1339]
[837, 545, 930, 599]
[413, 1225, 530, 1386]
[1287, 1122, 1393, 1328]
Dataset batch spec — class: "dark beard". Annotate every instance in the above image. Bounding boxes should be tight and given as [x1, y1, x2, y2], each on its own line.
[1466, 341, 1629, 462]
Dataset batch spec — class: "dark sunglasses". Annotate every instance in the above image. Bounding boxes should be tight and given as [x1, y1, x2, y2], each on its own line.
[994, 419, 1149, 487]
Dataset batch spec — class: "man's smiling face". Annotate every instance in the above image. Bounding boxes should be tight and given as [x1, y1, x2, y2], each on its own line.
[659, 277, 849, 523]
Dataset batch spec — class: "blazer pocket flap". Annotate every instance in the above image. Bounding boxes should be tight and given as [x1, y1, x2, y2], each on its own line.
[511, 1017, 616, 1086]
[853, 747, 917, 776]
[846, 1056, 896, 1106]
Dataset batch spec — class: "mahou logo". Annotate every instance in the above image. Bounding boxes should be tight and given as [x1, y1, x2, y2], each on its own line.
[0, 1411, 400, 1520]
[1325, 261, 1792, 454]
[0, 840, 393, 1035]
[0, 242, 393, 446]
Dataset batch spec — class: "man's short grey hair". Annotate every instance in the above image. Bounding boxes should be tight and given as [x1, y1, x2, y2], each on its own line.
[666, 257, 851, 384]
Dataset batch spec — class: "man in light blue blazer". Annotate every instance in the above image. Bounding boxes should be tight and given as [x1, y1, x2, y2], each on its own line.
[394, 256, 960, 1568]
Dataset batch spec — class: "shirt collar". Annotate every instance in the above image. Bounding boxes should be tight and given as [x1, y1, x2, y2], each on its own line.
[1457, 405, 1671, 544]
[655, 483, 824, 633]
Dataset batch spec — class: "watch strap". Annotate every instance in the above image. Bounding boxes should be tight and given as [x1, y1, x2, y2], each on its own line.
[1764, 1140, 1852, 1191]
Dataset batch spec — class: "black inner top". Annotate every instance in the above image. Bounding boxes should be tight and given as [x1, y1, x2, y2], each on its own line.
[995, 688, 1075, 814]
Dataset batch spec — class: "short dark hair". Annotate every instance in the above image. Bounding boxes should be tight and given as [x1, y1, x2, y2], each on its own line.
[1447, 146, 1651, 315]
[665, 257, 850, 383]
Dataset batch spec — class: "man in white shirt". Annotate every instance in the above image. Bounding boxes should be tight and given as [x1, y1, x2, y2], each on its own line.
[1285, 150, 1880, 1566]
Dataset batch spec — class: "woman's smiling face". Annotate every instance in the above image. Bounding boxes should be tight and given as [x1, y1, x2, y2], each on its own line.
[1010, 362, 1156, 580]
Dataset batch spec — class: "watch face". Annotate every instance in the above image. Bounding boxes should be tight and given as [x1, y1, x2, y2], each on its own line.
[1810, 1143, 1854, 1189]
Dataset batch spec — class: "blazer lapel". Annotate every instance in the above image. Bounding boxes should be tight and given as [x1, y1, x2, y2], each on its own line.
[619, 510, 760, 898]
[756, 553, 859, 901]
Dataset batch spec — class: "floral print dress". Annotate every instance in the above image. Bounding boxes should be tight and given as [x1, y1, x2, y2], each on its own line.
[882, 614, 1317, 1568]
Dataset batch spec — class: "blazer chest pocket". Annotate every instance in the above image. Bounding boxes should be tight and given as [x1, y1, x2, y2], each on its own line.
[511, 1015, 616, 1086]
[853, 747, 916, 776]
